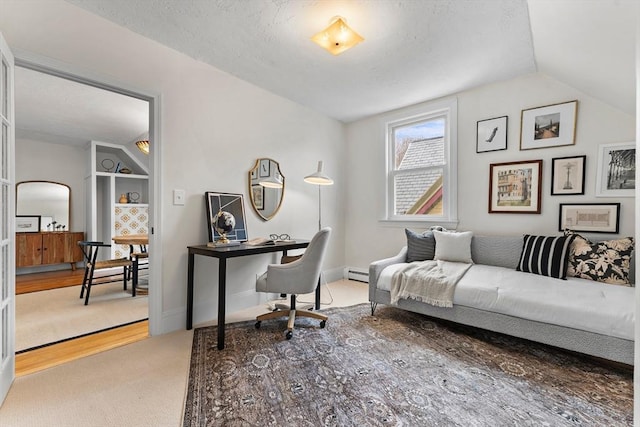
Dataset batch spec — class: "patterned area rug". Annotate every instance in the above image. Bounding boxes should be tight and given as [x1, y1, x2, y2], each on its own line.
[183, 304, 632, 426]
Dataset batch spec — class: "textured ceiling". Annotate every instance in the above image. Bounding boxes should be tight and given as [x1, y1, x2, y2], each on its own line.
[15, 0, 636, 146]
[65, 0, 537, 123]
[15, 67, 149, 147]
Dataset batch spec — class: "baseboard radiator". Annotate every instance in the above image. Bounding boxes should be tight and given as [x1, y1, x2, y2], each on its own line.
[345, 267, 369, 283]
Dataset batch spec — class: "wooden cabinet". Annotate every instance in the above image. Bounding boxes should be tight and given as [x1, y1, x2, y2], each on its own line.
[16, 232, 85, 269]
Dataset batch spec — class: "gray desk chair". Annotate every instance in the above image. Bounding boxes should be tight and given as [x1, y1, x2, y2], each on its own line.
[255, 227, 331, 339]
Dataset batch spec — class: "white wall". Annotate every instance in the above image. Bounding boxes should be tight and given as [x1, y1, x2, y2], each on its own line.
[15, 137, 86, 233]
[345, 73, 635, 270]
[1, 0, 346, 332]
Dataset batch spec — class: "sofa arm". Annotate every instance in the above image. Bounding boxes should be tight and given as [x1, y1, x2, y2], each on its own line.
[369, 246, 408, 289]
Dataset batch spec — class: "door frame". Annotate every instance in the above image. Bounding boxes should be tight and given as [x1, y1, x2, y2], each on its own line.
[13, 48, 163, 336]
[0, 31, 16, 407]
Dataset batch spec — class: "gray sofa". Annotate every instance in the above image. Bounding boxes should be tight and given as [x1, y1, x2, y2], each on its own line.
[369, 235, 635, 365]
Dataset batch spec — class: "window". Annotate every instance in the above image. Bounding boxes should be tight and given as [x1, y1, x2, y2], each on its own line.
[386, 98, 457, 226]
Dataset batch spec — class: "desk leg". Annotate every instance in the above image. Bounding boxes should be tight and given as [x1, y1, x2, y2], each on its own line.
[187, 252, 194, 330]
[315, 277, 321, 310]
[217, 258, 227, 350]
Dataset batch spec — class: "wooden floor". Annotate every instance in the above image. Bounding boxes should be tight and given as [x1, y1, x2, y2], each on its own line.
[15, 269, 149, 376]
[16, 269, 85, 294]
[16, 267, 137, 295]
[16, 320, 149, 377]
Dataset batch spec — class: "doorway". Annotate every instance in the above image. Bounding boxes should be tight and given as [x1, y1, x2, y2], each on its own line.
[13, 60, 159, 357]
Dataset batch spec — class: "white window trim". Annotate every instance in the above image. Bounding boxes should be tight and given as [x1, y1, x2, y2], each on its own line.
[382, 97, 458, 229]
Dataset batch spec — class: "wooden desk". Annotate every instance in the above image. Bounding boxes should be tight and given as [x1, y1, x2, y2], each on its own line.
[112, 234, 148, 295]
[187, 240, 312, 350]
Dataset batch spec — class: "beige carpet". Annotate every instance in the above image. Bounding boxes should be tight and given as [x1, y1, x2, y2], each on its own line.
[16, 283, 149, 351]
[1, 328, 193, 427]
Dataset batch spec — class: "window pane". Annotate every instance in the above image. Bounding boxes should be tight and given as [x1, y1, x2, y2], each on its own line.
[1, 123, 6, 180]
[1, 246, 6, 301]
[1, 59, 6, 118]
[394, 118, 445, 168]
[1, 306, 7, 362]
[1, 185, 5, 240]
[394, 169, 443, 215]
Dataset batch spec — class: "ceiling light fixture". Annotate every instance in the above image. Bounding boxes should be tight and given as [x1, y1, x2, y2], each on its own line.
[135, 139, 150, 155]
[311, 16, 364, 56]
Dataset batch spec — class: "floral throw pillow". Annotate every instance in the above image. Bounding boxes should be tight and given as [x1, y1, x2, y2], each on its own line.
[564, 230, 634, 286]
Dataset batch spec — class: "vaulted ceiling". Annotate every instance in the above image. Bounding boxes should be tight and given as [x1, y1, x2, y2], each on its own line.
[15, 0, 637, 146]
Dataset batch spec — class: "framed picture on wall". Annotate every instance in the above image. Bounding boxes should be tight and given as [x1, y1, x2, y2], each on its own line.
[251, 185, 264, 210]
[16, 215, 41, 233]
[259, 158, 270, 177]
[476, 116, 507, 153]
[559, 203, 620, 233]
[595, 142, 635, 197]
[551, 155, 586, 195]
[520, 100, 577, 150]
[204, 192, 248, 243]
[489, 159, 542, 214]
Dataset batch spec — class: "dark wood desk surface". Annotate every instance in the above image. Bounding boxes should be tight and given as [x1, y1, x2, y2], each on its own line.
[188, 240, 309, 258]
[187, 240, 311, 349]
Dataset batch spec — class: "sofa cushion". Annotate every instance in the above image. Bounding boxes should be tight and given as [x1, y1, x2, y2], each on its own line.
[565, 231, 634, 286]
[433, 230, 473, 263]
[375, 263, 635, 340]
[471, 235, 524, 269]
[517, 234, 575, 279]
[405, 229, 436, 262]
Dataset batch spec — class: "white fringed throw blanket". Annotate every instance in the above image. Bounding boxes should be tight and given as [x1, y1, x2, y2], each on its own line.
[390, 260, 472, 308]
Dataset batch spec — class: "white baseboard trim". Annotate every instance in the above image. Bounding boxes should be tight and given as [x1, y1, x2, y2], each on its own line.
[322, 266, 345, 284]
[343, 266, 369, 283]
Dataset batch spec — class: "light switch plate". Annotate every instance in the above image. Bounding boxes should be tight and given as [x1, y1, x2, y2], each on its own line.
[173, 189, 185, 206]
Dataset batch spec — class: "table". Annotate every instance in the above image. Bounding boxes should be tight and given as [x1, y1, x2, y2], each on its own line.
[187, 240, 312, 350]
[112, 234, 148, 246]
[112, 234, 148, 295]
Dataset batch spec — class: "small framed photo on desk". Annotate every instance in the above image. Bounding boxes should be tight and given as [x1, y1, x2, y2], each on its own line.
[204, 192, 248, 243]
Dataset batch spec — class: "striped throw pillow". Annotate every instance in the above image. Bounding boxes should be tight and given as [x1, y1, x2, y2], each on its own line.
[405, 229, 436, 262]
[516, 234, 576, 279]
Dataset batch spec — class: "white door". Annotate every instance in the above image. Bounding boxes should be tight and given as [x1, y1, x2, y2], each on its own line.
[0, 32, 15, 406]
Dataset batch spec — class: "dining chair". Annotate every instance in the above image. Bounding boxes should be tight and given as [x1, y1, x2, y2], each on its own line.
[78, 241, 133, 305]
[128, 244, 149, 296]
[254, 227, 331, 339]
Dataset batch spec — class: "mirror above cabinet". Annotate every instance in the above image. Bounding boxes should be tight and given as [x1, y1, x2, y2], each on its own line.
[248, 158, 284, 221]
[16, 181, 71, 231]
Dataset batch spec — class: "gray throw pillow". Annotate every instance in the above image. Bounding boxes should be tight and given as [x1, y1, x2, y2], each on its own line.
[405, 229, 436, 262]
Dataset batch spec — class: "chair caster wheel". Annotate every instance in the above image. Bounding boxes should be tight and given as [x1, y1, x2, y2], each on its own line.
[320, 320, 326, 329]
[255, 321, 261, 329]
[285, 331, 293, 340]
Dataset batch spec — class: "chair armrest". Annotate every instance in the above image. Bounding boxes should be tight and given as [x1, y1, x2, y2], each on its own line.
[368, 247, 407, 289]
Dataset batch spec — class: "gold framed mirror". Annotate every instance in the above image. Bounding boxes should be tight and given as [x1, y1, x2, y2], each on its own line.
[248, 158, 284, 221]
